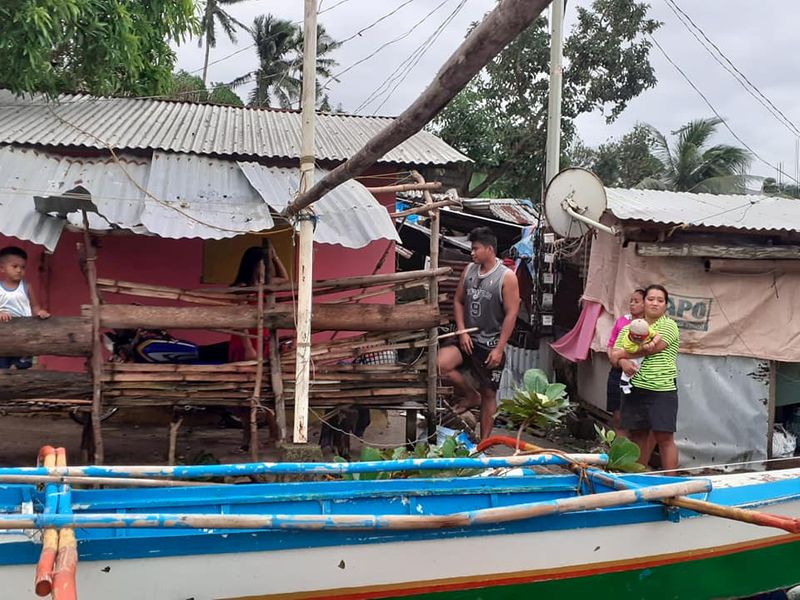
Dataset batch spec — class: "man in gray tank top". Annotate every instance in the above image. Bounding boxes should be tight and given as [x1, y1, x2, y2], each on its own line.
[438, 227, 520, 439]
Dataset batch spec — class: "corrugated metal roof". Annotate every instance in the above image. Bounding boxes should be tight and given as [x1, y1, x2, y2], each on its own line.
[0, 146, 399, 250]
[487, 200, 538, 225]
[0, 91, 471, 166]
[143, 152, 274, 240]
[605, 187, 800, 233]
[239, 163, 399, 248]
[0, 146, 148, 249]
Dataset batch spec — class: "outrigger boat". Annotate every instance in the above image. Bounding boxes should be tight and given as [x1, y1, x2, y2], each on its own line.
[1, 443, 800, 599]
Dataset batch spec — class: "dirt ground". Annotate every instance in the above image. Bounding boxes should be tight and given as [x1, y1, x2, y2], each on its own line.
[0, 408, 582, 467]
[0, 408, 399, 466]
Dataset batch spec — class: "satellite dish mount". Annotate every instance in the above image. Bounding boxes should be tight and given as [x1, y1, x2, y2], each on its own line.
[544, 168, 618, 238]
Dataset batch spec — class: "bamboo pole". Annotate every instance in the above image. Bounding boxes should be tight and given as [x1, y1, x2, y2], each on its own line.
[0, 475, 217, 488]
[480, 437, 800, 535]
[250, 262, 266, 460]
[413, 171, 442, 439]
[0, 454, 608, 480]
[81, 211, 104, 465]
[51, 447, 78, 600]
[389, 198, 460, 218]
[283, 0, 553, 217]
[34, 446, 58, 597]
[267, 242, 287, 441]
[0, 480, 709, 532]
[204, 267, 451, 294]
[365, 181, 442, 194]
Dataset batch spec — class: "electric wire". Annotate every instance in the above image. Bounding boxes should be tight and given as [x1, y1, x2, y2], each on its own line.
[321, 0, 455, 96]
[353, 0, 466, 114]
[368, 0, 469, 116]
[649, 35, 799, 185]
[664, 0, 800, 139]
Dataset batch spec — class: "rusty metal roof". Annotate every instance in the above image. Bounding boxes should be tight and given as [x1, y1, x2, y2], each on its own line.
[605, 187, 800, 233]
[459, 198, 538, 225]
[0, 91, 470, 166]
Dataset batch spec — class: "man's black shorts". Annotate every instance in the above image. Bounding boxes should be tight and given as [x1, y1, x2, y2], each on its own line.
[459, 342, 505, 392]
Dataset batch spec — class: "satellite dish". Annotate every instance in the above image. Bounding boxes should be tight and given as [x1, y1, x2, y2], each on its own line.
[544, 168, 616, 238]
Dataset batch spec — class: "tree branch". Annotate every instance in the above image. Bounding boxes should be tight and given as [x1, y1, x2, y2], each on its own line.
[283, 0, 554, 218]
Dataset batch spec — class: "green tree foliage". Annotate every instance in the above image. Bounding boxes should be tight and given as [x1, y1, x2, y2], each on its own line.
[568, 124, 663, 188]
[432, 0, 660, 198]
[198, 0, 251, 85]
[209, 85, 245, 107]
[639, 117, 752, 193]
[166, 70, 243, 106]
[233, 15, 340, 109]
[0, 0, 198, 97]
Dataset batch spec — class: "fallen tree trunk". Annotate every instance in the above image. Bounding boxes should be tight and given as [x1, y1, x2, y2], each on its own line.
[0, 318, 92, 357]
[0, 371, 91, 401]
[92, 303, 438, 332]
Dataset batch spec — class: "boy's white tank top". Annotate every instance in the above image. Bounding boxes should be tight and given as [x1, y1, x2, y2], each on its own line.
[0, 281, 31, 317]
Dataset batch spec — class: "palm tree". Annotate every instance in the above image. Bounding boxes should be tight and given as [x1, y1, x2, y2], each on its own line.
[240, 15, 302, 108]
[232, 15, 340, 109]
[296, 24, 342, 107]
[199, 0, 251, 86]
[638, 117, 752, 193]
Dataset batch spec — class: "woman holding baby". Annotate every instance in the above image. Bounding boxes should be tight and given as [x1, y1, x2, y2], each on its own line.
[610, 284, 680, 472]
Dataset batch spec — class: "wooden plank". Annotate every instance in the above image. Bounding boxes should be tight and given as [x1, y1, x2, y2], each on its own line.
[93, 303, 439, 332]
[637, 242, 800, 260]
[0, 317, 91, 357]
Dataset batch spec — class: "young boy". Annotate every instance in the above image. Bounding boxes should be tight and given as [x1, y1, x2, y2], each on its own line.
[0, 246, 50, 369]
[619, 318, 661, 394]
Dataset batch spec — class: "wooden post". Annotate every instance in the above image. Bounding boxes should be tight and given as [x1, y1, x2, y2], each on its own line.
[250, 262, 266, 460]
[283, 0, 553, 217]
[81, 211, 105, 465]
[168, 412, 184, 466]
[413, 172, 441, 439]
[768, 360, 777, 459]
[267, 243, 287, 441]
[293, 0, 319, 444]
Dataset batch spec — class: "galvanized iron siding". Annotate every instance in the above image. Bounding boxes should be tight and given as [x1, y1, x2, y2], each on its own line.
[605, 187, 800, 233]
[0, 91, 470, 166]
[0, 146, 398, 250]
[238, 162, 399, 248]
[0, 146, 149, 249]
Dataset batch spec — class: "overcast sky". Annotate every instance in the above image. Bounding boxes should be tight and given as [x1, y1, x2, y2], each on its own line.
[173, 0, 800, 181]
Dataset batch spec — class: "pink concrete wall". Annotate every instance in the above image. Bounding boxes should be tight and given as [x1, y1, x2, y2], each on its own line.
[1, 187, 396, 369]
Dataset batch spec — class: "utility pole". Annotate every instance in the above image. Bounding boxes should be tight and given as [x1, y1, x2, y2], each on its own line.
[293, 0, 318, 444]
[544, 0, 565, 184]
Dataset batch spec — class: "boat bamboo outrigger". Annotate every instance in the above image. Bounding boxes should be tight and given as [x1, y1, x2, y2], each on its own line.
[2, 444, 800, 599]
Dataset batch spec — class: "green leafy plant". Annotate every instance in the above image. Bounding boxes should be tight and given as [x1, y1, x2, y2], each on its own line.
[499, 368, 572, 433]
[335, 435, 474, 480]
[594, 425, 646, 473]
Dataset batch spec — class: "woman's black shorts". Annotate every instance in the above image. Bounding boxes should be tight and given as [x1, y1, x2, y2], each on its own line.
[620, 386, 678, 432]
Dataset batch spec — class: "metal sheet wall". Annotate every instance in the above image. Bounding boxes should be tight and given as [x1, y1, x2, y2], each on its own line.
[579, 352, 768, 469]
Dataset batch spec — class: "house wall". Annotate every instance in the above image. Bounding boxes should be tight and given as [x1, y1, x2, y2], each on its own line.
[578, 351, 769, 468]
[0, 182, 396, 371]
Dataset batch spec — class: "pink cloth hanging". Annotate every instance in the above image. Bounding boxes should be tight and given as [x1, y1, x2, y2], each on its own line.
[550, 300, 603, 362]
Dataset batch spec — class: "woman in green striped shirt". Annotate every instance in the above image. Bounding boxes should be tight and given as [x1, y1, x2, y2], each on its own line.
[610, 284, 680, 472]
